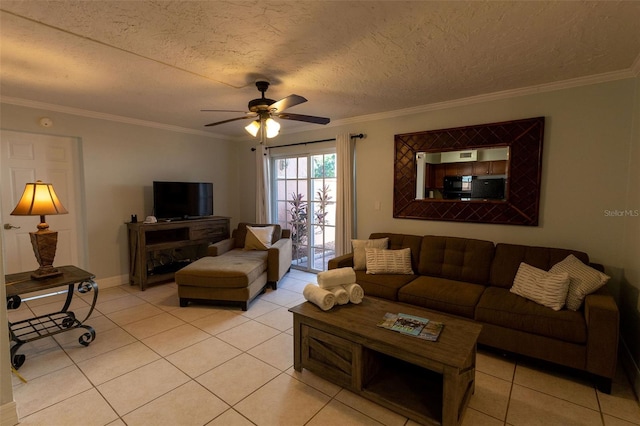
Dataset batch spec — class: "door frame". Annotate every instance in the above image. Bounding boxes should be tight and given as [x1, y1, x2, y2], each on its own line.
[270, 147, 337, 272]
[0, 130, 87, 272]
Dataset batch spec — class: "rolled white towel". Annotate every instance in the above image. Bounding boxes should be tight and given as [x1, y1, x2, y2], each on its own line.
[317, 268, 356, 289]
[303, 284, 336, 311]
[330, 286, 349, 305]
[343, 283, 364, 304]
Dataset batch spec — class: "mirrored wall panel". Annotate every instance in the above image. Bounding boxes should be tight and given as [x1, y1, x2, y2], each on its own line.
[393, 117, 544, 226]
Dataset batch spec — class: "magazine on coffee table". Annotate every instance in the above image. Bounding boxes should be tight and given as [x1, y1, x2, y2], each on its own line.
[377, 312, 444, 341]
[377, 312, 400, 329]
[416, 320, 444, 341]
[391, 313, 430, 336]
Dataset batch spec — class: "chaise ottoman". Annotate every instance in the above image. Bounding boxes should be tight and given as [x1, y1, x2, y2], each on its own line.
[175, 249, 268, 311]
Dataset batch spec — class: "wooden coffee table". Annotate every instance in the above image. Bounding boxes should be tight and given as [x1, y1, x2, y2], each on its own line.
[289, 297, 482, 426]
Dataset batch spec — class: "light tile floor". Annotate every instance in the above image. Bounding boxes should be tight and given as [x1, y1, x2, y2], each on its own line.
[8, 269, 640, 426]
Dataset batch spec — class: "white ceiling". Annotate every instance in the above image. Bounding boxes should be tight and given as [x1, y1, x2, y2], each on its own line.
[1, 1, 639, 139]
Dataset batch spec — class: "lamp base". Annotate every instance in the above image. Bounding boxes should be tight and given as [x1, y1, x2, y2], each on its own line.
[29, 229, 62, 280]
[31, 266, 63, 280]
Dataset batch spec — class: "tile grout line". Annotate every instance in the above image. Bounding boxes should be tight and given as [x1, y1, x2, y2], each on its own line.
[501, 357, 517, 426]
[13, 270, 638, 425]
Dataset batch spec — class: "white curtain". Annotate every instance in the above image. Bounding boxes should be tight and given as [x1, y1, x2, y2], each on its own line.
[255, 144, 271, 223]
[335, 133, 355, 256]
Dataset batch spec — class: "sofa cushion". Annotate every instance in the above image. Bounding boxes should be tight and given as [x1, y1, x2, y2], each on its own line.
[398, 275, 486, 319]
[175, 249, 267, 289]
[490, 243, 589, 289]
[233, 223, 282, 249]
[549, 254, 610, 311]
[418, 236, 494, 285]
[476, 287, 587, 344]
[365, 248, 413, 275]
[354, 270, 416, 300]
[369, 233, 423, 273]
[511, 262, 570, 311]
[352, 238, 389, 270]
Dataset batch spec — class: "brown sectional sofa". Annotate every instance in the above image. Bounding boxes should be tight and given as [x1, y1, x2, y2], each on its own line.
[328, 233, 619, 392]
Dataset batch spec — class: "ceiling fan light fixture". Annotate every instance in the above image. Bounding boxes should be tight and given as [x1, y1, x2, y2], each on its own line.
[245, 120, 260, 137]
[205, 80, 329, 133]
[265, 118, 280, 138]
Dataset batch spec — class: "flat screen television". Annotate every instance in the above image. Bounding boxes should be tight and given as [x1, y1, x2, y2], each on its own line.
[153, 181, 213, 220]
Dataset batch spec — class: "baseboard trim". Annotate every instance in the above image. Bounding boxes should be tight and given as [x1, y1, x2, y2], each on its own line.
[96, 274, 129, 290]
[620, 337, 640, 405]
[1, 401, 18, 426]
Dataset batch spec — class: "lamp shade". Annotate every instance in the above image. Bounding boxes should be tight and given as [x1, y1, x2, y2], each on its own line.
[10, 181, 68, 279]
[11, 181, 68, 216]
[265, 118, 281, 138]
[244, 120, 260, 137]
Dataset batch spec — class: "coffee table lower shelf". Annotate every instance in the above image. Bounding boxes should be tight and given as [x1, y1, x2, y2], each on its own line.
[361, 352, 444, 423]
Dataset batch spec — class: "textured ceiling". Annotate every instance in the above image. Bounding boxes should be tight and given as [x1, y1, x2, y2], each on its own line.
[1, 1, 639, 138]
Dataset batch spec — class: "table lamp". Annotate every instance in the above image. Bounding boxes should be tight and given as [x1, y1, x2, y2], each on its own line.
[10, 180, 69, 279]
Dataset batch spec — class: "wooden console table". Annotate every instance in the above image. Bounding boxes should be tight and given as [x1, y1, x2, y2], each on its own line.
[5, 265, 98, 369]
[290, 297, 482, 426]
[127, 216, 230, 290]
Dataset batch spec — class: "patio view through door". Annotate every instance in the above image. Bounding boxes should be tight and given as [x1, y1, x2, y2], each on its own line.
[272, 151, 336, 272]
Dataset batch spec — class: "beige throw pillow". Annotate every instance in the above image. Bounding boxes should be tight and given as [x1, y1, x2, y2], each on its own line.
[365, 248, 413, 275]
[244, 225, 274, 251]
[510, 262, 570, 311]
[549, 254, 610, 311]
[352, 238, 389, 270]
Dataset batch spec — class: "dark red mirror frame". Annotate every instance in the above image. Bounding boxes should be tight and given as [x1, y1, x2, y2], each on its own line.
[393, 117, 545, 226]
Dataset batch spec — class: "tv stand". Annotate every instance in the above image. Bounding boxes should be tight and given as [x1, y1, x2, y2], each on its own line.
[127, 216, 230, 290]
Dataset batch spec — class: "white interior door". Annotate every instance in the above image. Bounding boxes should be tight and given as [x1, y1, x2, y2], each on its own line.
[1, 130, 81, 274]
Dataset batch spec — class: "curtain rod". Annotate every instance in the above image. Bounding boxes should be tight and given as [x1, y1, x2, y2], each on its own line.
[251, 133, 364, 151]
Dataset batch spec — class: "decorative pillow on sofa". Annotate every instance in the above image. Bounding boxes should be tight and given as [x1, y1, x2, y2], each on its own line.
[549, 254, 610, 311]
[244, 225, 275, 251]
[510, 262, 570, 311]
[352, 238, 389, 270]
[365, 248, 413, 275]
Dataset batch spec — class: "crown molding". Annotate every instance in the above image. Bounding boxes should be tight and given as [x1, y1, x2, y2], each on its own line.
[327, 67, 639, 128]
[0, 96, 225, 139]
[2, 65, 638, 138]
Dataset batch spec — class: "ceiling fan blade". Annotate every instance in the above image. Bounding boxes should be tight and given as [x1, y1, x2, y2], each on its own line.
[204, 115, 256, 127]
[269, 94, 307, 112]
[275, 112, 330, 125]
[201, 109, 249, 113]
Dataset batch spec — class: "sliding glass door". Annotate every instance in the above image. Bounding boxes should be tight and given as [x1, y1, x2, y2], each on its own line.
[272, 151, 336, 272]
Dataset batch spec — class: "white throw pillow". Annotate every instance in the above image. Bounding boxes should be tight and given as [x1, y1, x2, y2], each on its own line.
[244, 226, 274, 251]
[352, 238, 389, 270]
[365, 248, 414, 275]
[549, 254, 610, 311]
[510, 262, 570, 311]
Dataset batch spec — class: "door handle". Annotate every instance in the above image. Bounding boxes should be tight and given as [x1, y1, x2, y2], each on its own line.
[3, 224, 20, 230]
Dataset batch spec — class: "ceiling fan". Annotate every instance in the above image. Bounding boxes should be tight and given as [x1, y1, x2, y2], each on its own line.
[202, 81, 330, 138]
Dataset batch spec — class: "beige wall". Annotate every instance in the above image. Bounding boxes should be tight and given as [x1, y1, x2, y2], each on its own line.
[268, 79, 635, 264]
[0, 104, 240, 282]
[621, 75, 640, 395]
[0, 233, 18, 425]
